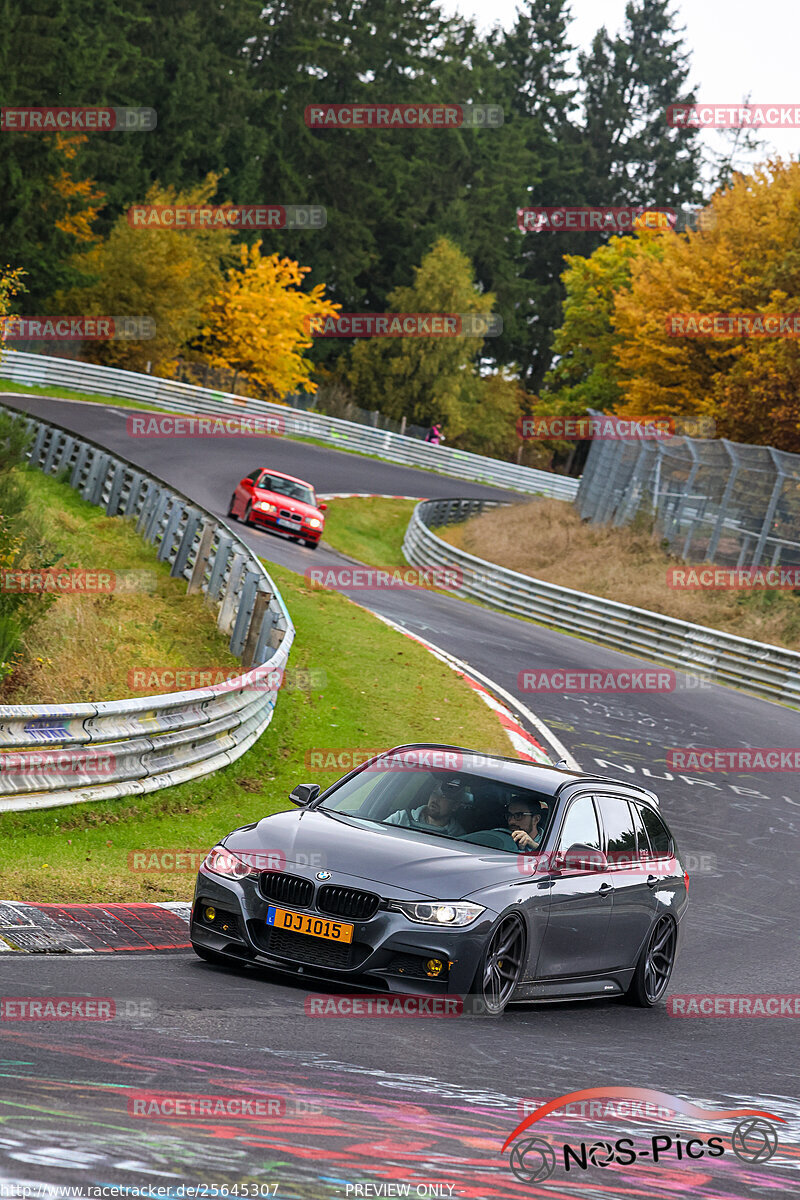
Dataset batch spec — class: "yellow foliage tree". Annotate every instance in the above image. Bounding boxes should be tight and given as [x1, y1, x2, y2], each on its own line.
[49, 134, 106, 244]
[200, 242, 340, 400]
[613, 160, 800, 449]
[57, 175, 236, 373]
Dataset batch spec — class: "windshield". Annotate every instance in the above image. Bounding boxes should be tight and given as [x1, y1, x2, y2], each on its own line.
[318, 764, 553, 853]
[258, 474, 315, 505]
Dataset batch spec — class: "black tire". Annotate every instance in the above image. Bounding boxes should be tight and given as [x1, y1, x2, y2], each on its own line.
[227, 493, 238, 520]
[626, 915, 677, 1006]
[306, 538, 321, 550]
[192, 943, 231, 967]
[244, 501, 254, 526]
[469, 911, 526, 1015]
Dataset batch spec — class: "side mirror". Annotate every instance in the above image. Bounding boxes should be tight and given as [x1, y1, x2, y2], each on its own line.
[562, 844, 608, 872]
[318, 502, 328, 512]
[289, 783, 320, 807]
[241, 478, 254, 488]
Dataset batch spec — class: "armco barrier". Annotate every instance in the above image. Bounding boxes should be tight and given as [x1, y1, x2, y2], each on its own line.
[0, 350, 579, 500]
[403, 499, 800, 708]
[0, 403, 294, 812]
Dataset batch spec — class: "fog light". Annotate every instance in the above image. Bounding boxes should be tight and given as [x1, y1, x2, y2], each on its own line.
[425, 958, 444, 978]
[205, 906, 216, 922]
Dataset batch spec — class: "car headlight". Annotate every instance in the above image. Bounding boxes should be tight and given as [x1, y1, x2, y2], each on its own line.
[203, 845, 257, 880]
[306, 517, 322, 529]
[255, 501, 277, 514]
[389, 901, 485, 926]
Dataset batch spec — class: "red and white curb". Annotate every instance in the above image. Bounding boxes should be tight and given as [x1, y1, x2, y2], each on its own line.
[365, 610, 578, 768]
[0, 900, 191, 953]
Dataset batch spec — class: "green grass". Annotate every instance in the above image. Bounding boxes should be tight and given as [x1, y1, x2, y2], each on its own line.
[0, 561, 516, 902]
[3, 467, 240, 704]
[1, 383, 171, 413]
[322, 497, 417, 569]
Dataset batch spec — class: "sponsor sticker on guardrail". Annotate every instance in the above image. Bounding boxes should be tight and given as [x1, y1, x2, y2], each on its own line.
[125, 413, 285, 437]
[517, 206, 676, 233]
[1, 107, 157, 131]
[127, 205, 326, 229]
[304, 103, 503, 128]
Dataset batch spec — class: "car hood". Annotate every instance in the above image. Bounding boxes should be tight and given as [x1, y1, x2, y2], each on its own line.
[253, 487, 322, 519]
[223, 809, 522, 899]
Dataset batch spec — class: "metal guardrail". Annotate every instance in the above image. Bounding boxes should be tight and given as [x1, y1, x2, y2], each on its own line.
[0, 350, 580, 501]
[404, 499, 800, 708]
[0, 403, 295, 812]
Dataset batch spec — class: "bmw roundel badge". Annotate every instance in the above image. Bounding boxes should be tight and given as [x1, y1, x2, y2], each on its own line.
[316, 870, 331, 880]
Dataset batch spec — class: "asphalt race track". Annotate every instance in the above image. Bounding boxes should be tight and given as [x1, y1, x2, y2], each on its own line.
[1, 394, 798, 1199]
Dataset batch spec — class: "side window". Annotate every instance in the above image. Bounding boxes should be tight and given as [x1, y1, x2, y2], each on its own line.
[628, 800, 649, 861]
[557, 795, 601, 852]
[638, 805, 673, 857]
[596, 795, 637, 863]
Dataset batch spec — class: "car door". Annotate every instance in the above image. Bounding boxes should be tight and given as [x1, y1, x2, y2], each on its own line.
[596, 794, 658, 969]
[531, 793, 615, 978]
[634, 801, 685, 912]
[234, 469, 261, 516]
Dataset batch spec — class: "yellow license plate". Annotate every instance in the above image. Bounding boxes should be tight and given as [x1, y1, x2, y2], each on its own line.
[267, 905, 353, 943]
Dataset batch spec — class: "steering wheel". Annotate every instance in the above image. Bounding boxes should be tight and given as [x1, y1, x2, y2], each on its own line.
[460, 827, 520, 852]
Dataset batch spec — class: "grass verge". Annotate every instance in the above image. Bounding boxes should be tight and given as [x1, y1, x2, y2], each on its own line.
[0, 562, 515, 902]
[439, 499, 800, 649]
[2, 467, 240, 704]
[322, 497, 417, 568]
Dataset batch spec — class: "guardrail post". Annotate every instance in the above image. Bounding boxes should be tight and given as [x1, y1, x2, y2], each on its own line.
[187, 521, 215, 593]
[124, 472, 145, 517]
[217, 552, 246, 634]
[89, 453, 111, 505]
[144, 488, 170, 543]
[43, 432, 63, 474]
[70, 443, 89, 489]
[136, 481, 158, 533]
[751, 453, 786, 569]
[231, 573, 262, 658]
[705, 442, 739, 561]
[28, 424, 48, 468]
[55, 435, 77, 477]
[157, 500, 184, 562]
[106, 463, 126, 515]
[243, 591, 273, 669]
[206, 532, 233, 600]
[172, 510, 203, 579]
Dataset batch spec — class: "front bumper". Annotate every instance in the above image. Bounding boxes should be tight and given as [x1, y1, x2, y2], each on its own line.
[249, 511, 322, 542]
[190, 870, 492, 996]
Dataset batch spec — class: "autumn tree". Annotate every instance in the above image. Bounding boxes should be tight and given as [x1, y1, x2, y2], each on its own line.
[56, 175, 236, 372]
[613, 159, 800, 448]
[345, 238, 496, 438]
[199, 243, 340, 400]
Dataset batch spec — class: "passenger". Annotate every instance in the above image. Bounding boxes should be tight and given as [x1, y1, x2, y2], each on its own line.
[385, 778, 467, 837]
[505, 798, 547, 851]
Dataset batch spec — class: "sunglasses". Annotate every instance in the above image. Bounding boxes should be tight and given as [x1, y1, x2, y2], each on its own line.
[506, 808, 537, 819]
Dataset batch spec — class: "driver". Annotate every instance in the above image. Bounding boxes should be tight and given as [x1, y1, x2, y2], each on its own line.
[385, 777, 467, 837]
[506, 797, 547, 851]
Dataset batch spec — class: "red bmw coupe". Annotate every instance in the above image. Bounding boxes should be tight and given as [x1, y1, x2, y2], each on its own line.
[227, 467, 327, 549]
